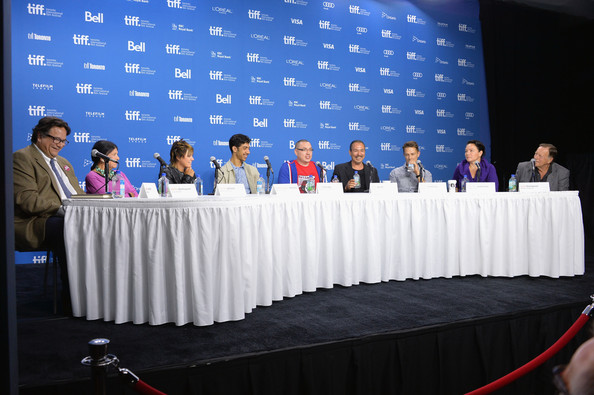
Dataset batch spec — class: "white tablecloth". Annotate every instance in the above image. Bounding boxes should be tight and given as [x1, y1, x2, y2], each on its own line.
[64, 191, 585, 326]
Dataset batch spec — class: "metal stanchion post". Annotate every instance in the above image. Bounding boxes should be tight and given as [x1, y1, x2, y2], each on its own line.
[81, 338, 119, 395]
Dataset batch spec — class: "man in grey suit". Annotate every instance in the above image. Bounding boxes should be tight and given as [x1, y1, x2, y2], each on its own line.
[515, 143, 569, 191]
[13, 117, 85, 312]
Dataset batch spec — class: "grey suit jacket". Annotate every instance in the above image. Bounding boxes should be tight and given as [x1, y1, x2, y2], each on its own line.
[13, 144, 85, 250]
[219, 160, 261, 194]
[515, 161, 570, 191]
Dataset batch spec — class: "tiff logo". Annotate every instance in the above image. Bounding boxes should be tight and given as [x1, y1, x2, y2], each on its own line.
[317, 61, 329, 70]
[319, 20, 331, 29]
[283, 118, 296, 128]
[73, 132, 91, 143]
[125, 15, 140, 26]
[319, 101, 331, 109]
[125, 63, 140, 73]
[209, 115, 223, 124]
[249, 95, 262, 105]
[246, 53, 260, 62]
[284, 36, 296, 45]
[284, 77, 296, 86]
[248, 9, 261, 19]
[166, 44, 180, 54]
[27, 54, 45, 66]
[168, 90, 183, 100]
[28, 105, 46, 116]
[126, 158, 141, 167]
[27, 3, 45, 15]
[319, 141, 330, 149]
[125, 110, 141, 121]
[349, 122, 360, 131]
[209, 26, 223, 36]
[209, 70, 223, 80]
[76, 83, 93, 94]
[349, 83, 360, 92]
[167, 0, 182, 8]
[73, 34, 90, 45]
[167, 135, 181, 145]
[381, 143, 392, 151]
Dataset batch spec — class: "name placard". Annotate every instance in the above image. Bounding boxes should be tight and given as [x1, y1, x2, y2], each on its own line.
[418, 182, 447, 195]
[519, 182, 550, 193]
[369, 182, 399, 195]
[316, 182, 343, 195]
[270, 184, 300, 195]
[215, 183, 247, 197]
[465, 182, 496, 194]
[168, 184, 198, 198]
[138, 183, 159, 198]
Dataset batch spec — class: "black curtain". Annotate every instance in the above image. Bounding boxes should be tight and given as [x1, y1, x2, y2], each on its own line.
[479, 0, 594, 239]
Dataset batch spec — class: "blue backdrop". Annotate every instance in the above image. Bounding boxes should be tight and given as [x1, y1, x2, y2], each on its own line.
[12, 0, 489, 263]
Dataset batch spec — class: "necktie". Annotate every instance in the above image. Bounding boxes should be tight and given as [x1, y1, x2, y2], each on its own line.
[50, 158, 72, 198]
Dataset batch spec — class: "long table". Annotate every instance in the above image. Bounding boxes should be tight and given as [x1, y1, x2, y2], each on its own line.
[64, 191, 585, 326]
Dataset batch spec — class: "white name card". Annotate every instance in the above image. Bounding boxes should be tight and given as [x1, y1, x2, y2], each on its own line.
[215, 183, 247, 197]
[168, 184, 198, 198]
[418, 182, 447, 195]
[138, 183, 159, 198]
[465, 182, 496, 194]
[270, 184, 300, 195]
[519, 182, 550, 193]
[316, 182, 344, 195]
[369, 182, 399, 195]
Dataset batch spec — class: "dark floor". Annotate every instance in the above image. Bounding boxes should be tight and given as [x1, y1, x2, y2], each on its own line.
[16, 249, 594, 390]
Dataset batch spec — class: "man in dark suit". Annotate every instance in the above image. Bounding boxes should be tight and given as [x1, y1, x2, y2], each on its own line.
[331, 140, 379, 192]
[515, 143, 570, 191]
[13, 117, 85, 312]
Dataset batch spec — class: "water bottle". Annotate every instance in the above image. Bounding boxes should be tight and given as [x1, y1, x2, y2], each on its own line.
[111, 171, 122, 198]
[256, 176, 265, 195]
[353, 171, 361, 189]
[331, 175, 340, 183]
[119, 172, 126, 197]
[195, 174, 203, 196]
[461, 175, 468, 192]
[158, 173, 169, 197]
[306, 175, 315, 193]
[508, 174, 517, 192]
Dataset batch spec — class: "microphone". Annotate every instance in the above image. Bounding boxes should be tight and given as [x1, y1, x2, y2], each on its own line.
[530, 158, 535, 170]
[210, 156, 221, 170]
[92, 149, 118, 164]
[366, 160, 374, 168]
[153, 152, 167, 168]
[474, 161, 481, 170]
[316, 161, 326, 183]
[264, 156, 273, 170]
[316, 161, 325, 171]
[530, 158, 536, 182]
[475, 161, 481, 181]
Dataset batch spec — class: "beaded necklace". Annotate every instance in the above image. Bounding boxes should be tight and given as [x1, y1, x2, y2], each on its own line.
[94, 166, 116, 180]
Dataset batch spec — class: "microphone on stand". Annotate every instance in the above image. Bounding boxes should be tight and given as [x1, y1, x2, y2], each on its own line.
[474, 161, 481, 182]
[92, 149, 118, 164]
[417, 160, 424, 182]
[530, 158, 536, 182]
[210, 156, 222, 194]
[316, 161, 326, 183]
[365, 161, 375, 190]
[264, 156, 274, 193]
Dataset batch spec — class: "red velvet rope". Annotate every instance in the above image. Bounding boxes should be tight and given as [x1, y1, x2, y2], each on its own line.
[466, 313, 590, 395]
[133, 379, 168, 395]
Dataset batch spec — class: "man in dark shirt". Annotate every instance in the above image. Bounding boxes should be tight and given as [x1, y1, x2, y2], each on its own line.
[332, 140, 379, 192]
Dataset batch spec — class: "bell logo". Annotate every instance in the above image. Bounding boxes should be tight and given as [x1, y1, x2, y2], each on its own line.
[85, 11, 103, 23]
[27, 54, 45, 66]
[73, 132, 91, 143]
[28, 105, 46, 116]
[126, 158, 141, 168]
[216, 94, 231, 104]
[253, 118, 268, 127]
[128, 41, 145, 52]
[174, 68, 191, 79]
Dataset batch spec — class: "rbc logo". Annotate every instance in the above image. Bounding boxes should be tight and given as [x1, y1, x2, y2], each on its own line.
[73, 132, 91, 143]
[253, 118, 268, 127]
[126, 158, 141, 168]
[167, 136, 181, 145]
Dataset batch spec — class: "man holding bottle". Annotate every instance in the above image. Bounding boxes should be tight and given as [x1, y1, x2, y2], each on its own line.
[332, 140, 379, 192]
[219, 133, 261, 194]
[278, 139, 323, 193]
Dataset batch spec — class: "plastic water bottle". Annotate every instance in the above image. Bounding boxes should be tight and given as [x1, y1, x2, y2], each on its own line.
[508, 174, 517, 192]
[195, 174, 203, 196]
[353, 171, 361, 189]
[119, 172, 126, 197]
[158, 173, 169, 197]
[306, 175, 315, 193]
[256, 176, 265, 194]
[111, 171, 122, 198]
[461, 175, 468, 192]
[331, 175, 340, 183]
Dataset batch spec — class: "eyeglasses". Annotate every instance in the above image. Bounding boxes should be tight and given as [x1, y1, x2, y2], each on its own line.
[552, 365, 569, 395]
[44, 134, 69, 145]
[296, 148, 314, 152]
